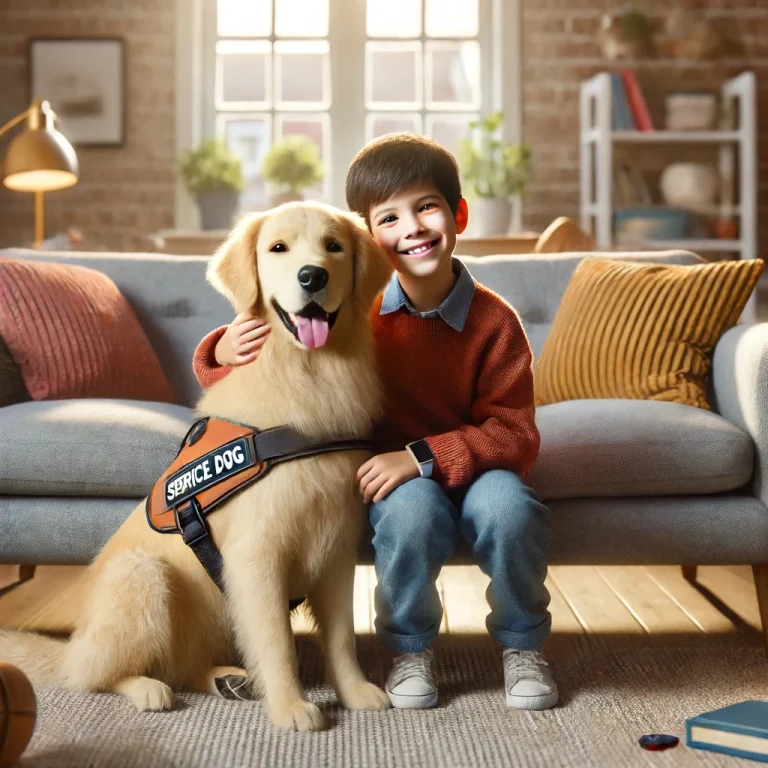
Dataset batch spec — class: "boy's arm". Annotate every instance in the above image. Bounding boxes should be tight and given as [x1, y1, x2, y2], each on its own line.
[424, 311, 540, 490]
[192, 326, 233, 388]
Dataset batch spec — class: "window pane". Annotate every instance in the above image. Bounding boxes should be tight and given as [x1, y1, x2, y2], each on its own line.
[275, 41, 330, 109]
[366, 42, 422, 108]
[426, 114, 476, 158]
[366, 113, 423, 141]
[366, 0, 420, 38]
[275, 0, 329, 37]
[218, 114, 272, 211]
[218, 0, 272, 38]
[276, 116, 327, 159]
[426, 41, 480, 109]
[425, 0, 478, 37]
[275, 114, 329, 200]
[216, 41, 271, 107]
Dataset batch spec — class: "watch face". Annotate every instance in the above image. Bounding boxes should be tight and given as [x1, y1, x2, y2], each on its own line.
[410, 440, 433, 464]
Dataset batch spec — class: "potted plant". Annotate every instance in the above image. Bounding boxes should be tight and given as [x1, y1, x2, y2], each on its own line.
[458, 113, 531, 236]
[179, 139, 243, 230]
[261, 135, 324, 206]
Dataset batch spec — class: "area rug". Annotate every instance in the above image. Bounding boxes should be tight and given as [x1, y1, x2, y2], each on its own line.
[16, 632, 768, 768]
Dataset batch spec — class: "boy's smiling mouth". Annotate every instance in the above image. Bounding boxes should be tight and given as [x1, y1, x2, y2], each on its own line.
[399, 238, 440, 258]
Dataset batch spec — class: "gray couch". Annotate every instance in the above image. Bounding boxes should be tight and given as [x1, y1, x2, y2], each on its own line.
[1, 248, 766, 649]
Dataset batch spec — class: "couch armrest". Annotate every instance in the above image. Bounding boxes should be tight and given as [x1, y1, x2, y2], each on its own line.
[712, 323, 768, 504]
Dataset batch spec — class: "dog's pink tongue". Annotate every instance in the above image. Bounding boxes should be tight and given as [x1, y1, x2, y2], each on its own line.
[296, 315, 329, 349]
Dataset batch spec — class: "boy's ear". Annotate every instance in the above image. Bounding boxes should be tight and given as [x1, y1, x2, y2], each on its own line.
[346, 212, 393, 311]
[455, 198, 469, 235]
[207, 212, 265, 313]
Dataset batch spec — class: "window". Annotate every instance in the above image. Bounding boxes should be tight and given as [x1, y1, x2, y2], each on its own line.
[212, 0, 331, 210]
[365, 0, 481, 160]
[183, 0, 516, 217]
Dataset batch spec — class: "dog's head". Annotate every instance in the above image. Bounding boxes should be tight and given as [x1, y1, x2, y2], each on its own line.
[207, 202, 392, 350]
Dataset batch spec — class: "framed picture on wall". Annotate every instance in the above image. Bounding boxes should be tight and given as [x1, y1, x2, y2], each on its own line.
[29, 38, 126, 147]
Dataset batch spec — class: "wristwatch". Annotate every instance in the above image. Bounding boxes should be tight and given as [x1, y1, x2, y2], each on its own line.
[406, 439, 434, 479]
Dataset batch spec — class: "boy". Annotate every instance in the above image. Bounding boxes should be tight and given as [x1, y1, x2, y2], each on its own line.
[193, 133, 557, 711]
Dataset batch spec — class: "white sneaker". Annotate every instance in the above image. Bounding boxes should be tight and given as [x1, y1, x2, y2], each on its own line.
[385, 649, 438, 709]
[503, 649, 559, 710]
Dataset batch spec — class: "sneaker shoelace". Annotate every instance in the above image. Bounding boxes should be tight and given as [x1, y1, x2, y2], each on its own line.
[391, 650, 436, 688]
[503, 649, 548, 687]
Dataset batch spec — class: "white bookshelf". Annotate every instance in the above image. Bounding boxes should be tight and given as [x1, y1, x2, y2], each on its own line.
[579, 71, 758, 321]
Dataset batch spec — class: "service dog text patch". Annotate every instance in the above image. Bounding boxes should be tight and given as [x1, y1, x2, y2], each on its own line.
[165, 438, 252, 507]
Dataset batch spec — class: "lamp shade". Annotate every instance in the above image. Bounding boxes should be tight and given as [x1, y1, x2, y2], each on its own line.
[3, 101, 79, 193]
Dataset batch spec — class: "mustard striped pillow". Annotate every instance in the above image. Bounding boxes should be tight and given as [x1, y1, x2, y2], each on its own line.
[534, 257, 764, 410]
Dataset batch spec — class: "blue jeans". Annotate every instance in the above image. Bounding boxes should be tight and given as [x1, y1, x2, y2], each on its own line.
[369, 469, 551, 653]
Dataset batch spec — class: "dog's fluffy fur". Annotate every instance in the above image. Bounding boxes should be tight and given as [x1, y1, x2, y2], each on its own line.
[0, 202, 393, 731]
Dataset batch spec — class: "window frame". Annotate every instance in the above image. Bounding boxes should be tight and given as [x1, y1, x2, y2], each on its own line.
[175, 0, 522, 228]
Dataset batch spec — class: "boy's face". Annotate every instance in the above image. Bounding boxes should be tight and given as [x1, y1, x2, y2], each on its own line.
[368, 183, 467, 279]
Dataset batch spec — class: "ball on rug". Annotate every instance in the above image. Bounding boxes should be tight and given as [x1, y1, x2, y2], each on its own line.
[0, 662, 36, 768]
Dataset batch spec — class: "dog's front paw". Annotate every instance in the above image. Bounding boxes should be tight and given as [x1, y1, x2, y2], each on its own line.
[268, 699, 326, 731]
[338, 680, 391, 711]
[118, 677, 175, 711]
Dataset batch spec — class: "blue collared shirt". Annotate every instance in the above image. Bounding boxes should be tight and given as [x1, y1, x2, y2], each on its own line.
[378, 257, 476, 332]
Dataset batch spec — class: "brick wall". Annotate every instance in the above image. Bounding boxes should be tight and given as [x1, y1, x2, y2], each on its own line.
[0, 0, 175, 252]
[521, 0, 768, 259]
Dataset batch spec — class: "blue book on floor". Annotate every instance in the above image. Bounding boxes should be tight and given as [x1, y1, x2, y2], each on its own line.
[686, 700, 768, 762]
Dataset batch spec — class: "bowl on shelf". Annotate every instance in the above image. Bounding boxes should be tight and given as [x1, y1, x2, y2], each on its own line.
[665, 92, 718, 131]
[614, 207, 691, 245]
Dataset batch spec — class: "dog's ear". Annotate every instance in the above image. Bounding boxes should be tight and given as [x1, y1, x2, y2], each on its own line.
[207, 212, 265, 313]
[346, 213, 393, 311]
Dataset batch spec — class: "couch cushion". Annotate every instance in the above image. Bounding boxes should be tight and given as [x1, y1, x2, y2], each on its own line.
[0, 497, 140, 565]
[460, 250, 703, 358]
[534, 257, 764, 410]
[0, 399, 195, 497]
[531, 399, 753, 500]
[0, 259, 176, 403]
[0, 249, 704, 405]
[0, 249, 235, 408]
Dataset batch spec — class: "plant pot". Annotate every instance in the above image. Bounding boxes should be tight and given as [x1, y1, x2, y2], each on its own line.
[472, 198, 513, 236]
[269, 189, 304, 208]
[198, 189, 240, 230]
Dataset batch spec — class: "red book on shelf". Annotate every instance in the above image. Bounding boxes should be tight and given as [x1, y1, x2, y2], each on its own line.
[622, 70, 654, 131]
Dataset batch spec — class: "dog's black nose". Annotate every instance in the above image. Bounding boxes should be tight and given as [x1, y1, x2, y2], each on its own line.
[297, 265, 329, 293]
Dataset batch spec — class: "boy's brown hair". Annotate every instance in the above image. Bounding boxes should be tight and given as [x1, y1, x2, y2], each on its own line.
[345, 133, 462, 227]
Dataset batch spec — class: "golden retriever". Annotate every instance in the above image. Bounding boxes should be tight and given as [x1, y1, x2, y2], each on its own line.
[0, 201, 393, 731]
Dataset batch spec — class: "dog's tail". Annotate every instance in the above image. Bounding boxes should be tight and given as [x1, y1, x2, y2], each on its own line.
[0, 629, 67, 686]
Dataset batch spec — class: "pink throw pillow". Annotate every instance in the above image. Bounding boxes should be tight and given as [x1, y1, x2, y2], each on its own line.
[0, 259, 176, 403]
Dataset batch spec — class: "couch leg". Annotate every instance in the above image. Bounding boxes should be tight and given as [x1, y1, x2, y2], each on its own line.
[753, 564, 768, 659]
[682, 565, 697, 582]
[18, 565, 36, 583]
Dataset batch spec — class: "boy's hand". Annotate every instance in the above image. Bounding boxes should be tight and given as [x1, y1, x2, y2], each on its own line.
[215, 312, 271, 366]
[357, 450, 420, 503]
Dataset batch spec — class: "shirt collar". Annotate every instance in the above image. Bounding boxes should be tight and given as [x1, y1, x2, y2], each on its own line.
[379, 257, 476, 332]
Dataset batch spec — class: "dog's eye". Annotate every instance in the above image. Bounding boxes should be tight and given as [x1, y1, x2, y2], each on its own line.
[326, 241, 342, 252]
[270, 242, 288, 253]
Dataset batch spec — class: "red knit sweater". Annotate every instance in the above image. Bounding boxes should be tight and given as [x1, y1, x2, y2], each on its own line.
[192, 283, 540, 490]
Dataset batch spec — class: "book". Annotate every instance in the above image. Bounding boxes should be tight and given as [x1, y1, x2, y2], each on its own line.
[611, 73, 635, 131]
[621, 70, 654, 131]
[626, 164, 652, 205]
[686, 700, 768, 763]
[613, 166, 634, 207]
[613, 165, 652, 208]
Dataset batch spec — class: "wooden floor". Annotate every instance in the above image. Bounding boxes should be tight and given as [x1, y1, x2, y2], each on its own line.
[0, 564, 762, 639]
